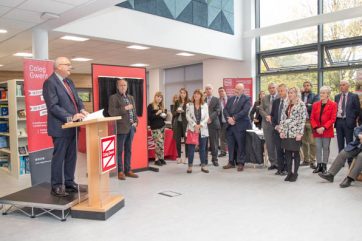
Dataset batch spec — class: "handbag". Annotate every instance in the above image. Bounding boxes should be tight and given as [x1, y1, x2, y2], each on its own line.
[186, 130, 199, 145]
[281, 138, 302, 151]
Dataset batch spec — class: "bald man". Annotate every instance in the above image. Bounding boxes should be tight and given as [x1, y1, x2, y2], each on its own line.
[43, 57, 88, 197]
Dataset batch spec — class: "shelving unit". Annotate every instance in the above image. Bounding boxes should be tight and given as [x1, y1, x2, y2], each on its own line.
[0, 79, 29, 178]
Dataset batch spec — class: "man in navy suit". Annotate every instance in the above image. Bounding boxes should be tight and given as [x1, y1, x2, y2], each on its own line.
[334, 80, 361, 166]
[43, 57, 88, 197]
[222, 83, 251, 171]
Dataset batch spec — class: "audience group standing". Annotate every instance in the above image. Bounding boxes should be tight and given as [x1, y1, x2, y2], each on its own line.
[142, 79, 362, 187]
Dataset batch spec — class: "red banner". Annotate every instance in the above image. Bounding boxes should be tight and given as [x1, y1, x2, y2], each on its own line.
[223, 78, 253, 102]
[24, 59, 54, 152]
[100, 135, 117, 173]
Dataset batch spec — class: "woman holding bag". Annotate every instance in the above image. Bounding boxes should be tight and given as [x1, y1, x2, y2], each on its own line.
[279, 87, 306, 182]
[186, 89, 209, 174]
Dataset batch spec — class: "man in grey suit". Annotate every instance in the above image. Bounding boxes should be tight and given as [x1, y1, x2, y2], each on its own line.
[108, 79, 139, 180]
[205, 84, 221, 166]
[259, 82, 278, 170]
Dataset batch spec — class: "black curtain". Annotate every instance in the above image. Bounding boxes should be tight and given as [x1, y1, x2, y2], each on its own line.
[98, 77, 144, 117]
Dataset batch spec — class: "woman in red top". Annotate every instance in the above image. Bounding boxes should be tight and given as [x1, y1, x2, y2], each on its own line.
[310, 86, 337, 174]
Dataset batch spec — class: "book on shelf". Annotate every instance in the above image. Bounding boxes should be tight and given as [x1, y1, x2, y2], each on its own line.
[0, 105, 8, 116]
[0, 88, 7, 100]
[0, 136, 8, 148]
[18, 146, 28, 155]
[17, 109, 26, 118]
[16, 83, 24, 97]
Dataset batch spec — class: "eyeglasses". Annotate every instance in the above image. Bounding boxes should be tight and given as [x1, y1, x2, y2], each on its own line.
[59, 63, 72, 66]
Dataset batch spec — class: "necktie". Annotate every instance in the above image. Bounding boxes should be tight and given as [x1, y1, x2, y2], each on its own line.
[271, 95, 274, 103]
[63, 79, 78, 113]
[341, 93, 346, 117]
[278, 99, 284, 123]
[223, 97, 226, 107]
[233, 96, 239, 106]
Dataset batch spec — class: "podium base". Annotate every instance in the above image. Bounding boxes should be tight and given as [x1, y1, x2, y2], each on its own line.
[71, 195, 124, 220]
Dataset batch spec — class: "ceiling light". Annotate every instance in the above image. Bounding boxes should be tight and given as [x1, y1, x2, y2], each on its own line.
[61, 35, 89, 42]
[127, 45, 150, 50]
[0, 29, 8, 34]
[13, 52, 33, 57]
[176, 52, 195, 57]
[40, 12, 60, 20]
[0, 64, 3, 67]
[71, 57, 93, 62]
[130, 63, 149, 67]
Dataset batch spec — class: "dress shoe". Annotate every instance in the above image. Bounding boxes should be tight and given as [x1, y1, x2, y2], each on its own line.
[284, 174, 292, 181]
[313, 163, 323, 173]
[318, 172, 334, 182]
[118, 172, 126, 180]
[281, 171, 288, 176]
[339, 177, 353, 188]
[310, 163, 317, 169]
[275, 171, 282, 175]
[201, 167, 209, 173]
[187, 167, 192, 173]
[160, 159, 166, 165]
[212, 161, 219, 167]
[51, 186, 69, 197]
[289, 174, 298, 182]
[125, 171, 139, 178]
[154, 160, 162, 166]
[321, 163, 327, 173]
[268, 165, 277, 170]
[218, 153, 227, 157]
[223, 163, 235, 169]
[65, 183, 87, 193]
[300, 161, 309, 166]
[237, 164, 244, 172]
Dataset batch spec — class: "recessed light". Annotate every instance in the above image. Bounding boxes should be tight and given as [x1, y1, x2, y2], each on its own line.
[0, 29, 8, 34]
[61, 35, 89, 42]
[176, 52, 195, 57]
[0, 64, 3, 67]
[130, 63, 149, 67]
[127, 45, 150, 50]
[71, 57, 93, 62]
[13, 52, 33, 57]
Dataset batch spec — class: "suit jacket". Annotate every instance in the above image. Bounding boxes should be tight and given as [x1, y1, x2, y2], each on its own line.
[108, 91, 138, 135]
[259, 94, 277, 122]
[345, 125, 362, 152]
[270, 97, 287, 127]
[301, 92, 319, 117]
[335, 92, 360, 128]
[186, 103, 209, 137]
[206, 96, 221, 129]
[218, 96, 228, 124]
[310, 99, 337, 138]
[43, 73, 84, 137]
[223, 95, 252, 131]
[172, 100, 188, 131]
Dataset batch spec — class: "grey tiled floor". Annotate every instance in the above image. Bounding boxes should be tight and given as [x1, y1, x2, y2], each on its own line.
[1, 142, 362, 241]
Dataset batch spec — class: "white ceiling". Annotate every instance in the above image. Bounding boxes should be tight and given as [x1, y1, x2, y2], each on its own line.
[0, 0, 213, 73]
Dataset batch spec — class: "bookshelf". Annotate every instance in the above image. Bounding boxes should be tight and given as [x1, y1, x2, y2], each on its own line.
[0, 79, 29, 178]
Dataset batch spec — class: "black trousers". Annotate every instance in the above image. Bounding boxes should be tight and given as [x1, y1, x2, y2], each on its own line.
[207, 126, 219, 163]
[274, 130, 286, 172]
[175, 121, 188, 158]
[51, 136, 77, 188]
[285, 150, 300, 175]
[227, 126, 246, 165]
[335, 118, 354, 164]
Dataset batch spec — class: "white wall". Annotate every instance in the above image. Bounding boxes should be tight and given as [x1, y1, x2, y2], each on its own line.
[148, 68, 164, 103]
[55, 2, 243, 60]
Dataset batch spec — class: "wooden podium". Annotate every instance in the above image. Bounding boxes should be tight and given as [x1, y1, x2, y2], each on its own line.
[62, 117, 124, 220]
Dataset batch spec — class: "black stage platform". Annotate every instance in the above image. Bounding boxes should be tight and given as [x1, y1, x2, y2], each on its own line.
[0, 182, 88, 221]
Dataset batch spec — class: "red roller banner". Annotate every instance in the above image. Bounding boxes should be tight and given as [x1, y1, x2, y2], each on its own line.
[24, 59, 54, 185]
[223, 78, 253, 102]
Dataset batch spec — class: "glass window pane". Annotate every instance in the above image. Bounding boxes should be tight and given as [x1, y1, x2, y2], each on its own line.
[262, 51, 318, 73]
[323, 17, 362, 41]
[261, 27, 317, 51]
[260, 72, 318, 93]
[185, 64, 202, 82]
[323, 68, 362, 98]
[323, 0, 362, 13]
[325, 45, 362, 66]
[260, 0, 317, 27]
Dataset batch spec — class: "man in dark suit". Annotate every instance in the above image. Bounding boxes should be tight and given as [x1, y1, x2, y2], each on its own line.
[334, 80, 361, 166]
[319, 124, 362, 188]
[218, 87, 228, 157]
[301, 81, 319, 168]
[270, 83, 288, 176]
[205, 84, 221, 166]
[43, 57, 88, 197]
[223, 83, 251, 171]
[108, 79, 139, 180]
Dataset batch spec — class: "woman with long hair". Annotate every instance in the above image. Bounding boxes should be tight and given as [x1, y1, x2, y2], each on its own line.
[185, 89, 209, 174]
[249, 90, 265, 129]
[147, 91, 167, 166]
[172, 88, 190, 164]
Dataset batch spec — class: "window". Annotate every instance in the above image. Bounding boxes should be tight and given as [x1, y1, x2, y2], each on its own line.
[260, 0, 317, 27]
[261, 51, 318, 73]
[260, 72, 318, 93]
[323, 68, 362, 98]
[325, 44, 362, 67]
[324, 17, 362, 41]
[323, 0, 362, 13]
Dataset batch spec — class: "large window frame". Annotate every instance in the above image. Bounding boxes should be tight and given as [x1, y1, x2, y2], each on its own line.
[255, 0, 362, 94]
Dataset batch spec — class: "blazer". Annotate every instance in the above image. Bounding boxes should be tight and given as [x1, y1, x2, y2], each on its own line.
[259, 94, 277, 121]
[310, 99, 337, 138]
[223, 94, 252, 131]
[345, 125, 362, 152]
[280, 100, 306, 138]
[270, 97, 288, 127]
[186, 103, 209, 137]
[172, 100, 188, 137]
[108, 91, 138, 135]
[218, 96, 228, 124]
[206, 96, 221, 129]
[335, 92, 360, 128]
[43, 73, 84, 137]
[301, 92, 319, 117]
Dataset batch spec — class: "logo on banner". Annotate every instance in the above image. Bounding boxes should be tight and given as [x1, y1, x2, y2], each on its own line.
[100, 135, 117, 173]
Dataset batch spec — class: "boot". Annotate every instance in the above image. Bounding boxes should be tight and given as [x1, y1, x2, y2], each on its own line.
[154, 160, 162, 166]
[321, 163, 327, 173]
[339, 177, 353, 188]
[313, 163, 323, 173]
[160, 159, 166, 165]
